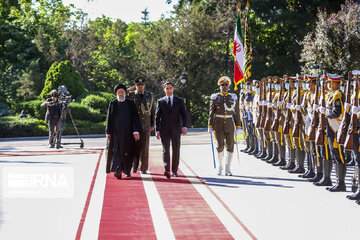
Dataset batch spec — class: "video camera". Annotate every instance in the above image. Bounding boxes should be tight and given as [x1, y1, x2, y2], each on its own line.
[58, 85, 72, 105]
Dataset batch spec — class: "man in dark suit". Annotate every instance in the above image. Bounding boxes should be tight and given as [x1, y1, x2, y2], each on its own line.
[105, 83, 142, 179]
[155, 82, 188, 179]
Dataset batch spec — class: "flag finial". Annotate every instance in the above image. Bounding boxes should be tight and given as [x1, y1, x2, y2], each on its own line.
[237, 2, 241, 11]
[246, 0, 250, 9]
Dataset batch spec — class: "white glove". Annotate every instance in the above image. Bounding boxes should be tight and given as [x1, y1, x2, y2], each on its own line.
[295, 105, 301, 111]
[313, 104, 320, 111]
[245, 106, 250, 111]
[277, 101, 283, 107]
[352, 106, 360, 115]
[286, 103, 292, 109]
[344, 103, 352, 112]
[208, 127, 213, 133]
[235, 128, 242, 136]
[267, 102, 272, 107]
[263, 100, 268, 106]
[318, 106, 327, 114]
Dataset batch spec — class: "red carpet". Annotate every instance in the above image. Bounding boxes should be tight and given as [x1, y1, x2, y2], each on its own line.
[98, 172, 157, 239]
[149, 152, 233, 240]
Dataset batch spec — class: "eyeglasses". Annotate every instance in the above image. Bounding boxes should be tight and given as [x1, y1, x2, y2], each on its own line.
[220, 83, 228, 87]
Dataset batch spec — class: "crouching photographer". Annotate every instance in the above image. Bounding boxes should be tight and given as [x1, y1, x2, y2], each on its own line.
[41, 90, 62, 148]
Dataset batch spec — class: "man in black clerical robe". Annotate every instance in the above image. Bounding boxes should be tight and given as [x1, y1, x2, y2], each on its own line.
[105, 84, 142, 179]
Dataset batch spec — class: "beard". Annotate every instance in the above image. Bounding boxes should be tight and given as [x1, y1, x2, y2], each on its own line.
[117, 96, 126, 102]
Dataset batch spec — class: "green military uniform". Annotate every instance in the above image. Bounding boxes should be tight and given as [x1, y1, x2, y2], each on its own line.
[128, 77, 155, 173]
[208, 76, 241, 176]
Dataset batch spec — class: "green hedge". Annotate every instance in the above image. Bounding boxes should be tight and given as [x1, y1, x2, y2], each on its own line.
[0, 116, 48, 138]
[80, 95, 108, 114]
[14, 101, 105, 123]
[0, 117, 106, 138]
[63, 120, 106, 135]
[67, 102, 105, 122]
[14, 100, 46, 119]
[75, 91, 115, 103]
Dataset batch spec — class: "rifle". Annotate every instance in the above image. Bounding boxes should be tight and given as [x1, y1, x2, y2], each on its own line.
[271, 77, 283, 132]
[264, 76, 273, 132]
[260, 78, 268, 129]
[255, 79, 263, 129]
[307, 76, 320, 142]
[344, 74, 359, 150]
[292, 75, 303, 138]
[315, 76, 326, 146]
[283, 77, 293, 135]
[337, 72, 352, 145]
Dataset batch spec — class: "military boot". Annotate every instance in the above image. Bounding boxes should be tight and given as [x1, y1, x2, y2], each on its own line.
[257, 142, 267, 159]
[249, 136, 258, 155]
[300, 152, 315, 178]
[255, 143, 263, 158]
[273, 145, 286, 166]
[262, 141, 273, 161]
[217, 151, 224, 175]
[314, 159, 332, 186]
[246, 135, 255, 154]
[346, 152, 355, 166]
[241, 137, 250, 153]
[281, 147, 296, 170]
[327, 162, 346, 192]
[289, 150, 305, 174]
[267, 142, 279, 164]
[225, 151, 233, 176]
[308, 155, 324, 182]
[347, 167, 360, 200]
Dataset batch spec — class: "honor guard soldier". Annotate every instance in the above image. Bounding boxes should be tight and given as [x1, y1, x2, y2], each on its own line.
[270, 76, 287, 166]
[251, 80, 262, 157]
[298, 76, 317, 178]
[244, 81, 257, 155]
[281, 76, 297, 171]
[255, 78, 268, 159]
[315, 73, 346, 191]
[208, 76, 241, 176]
[346, 71, 360, 203]
[128, 76, 155, 174]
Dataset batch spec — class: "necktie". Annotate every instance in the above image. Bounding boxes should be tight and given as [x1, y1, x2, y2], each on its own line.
[168, 97, 171, 108]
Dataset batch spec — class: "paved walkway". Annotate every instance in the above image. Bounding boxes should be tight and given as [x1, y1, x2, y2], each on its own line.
[0, 132, 359, 239]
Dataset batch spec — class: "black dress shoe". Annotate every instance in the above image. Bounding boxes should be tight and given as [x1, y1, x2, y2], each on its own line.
[141, 170, 148, 174]
[164, 171, 171, 179]
[49, 144, 55, 148]
[308, 173, 323, 182]
[280, 162, 295, 170]
[299, 170, 315, 179]
[132, 168, 138, 173]
[288, 166, 305, 174]
[172, 172, 179, 177]
[114, 172, 122, 179]
[126, 173, 131, 177]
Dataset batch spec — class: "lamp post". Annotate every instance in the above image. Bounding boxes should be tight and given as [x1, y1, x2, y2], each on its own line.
[179, 73, 190, 126]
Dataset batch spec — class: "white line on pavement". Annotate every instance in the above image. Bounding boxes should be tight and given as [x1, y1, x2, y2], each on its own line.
[180, 161, 254, 240]
[141, 171, 176, 240]
[80, 151, 107, 240]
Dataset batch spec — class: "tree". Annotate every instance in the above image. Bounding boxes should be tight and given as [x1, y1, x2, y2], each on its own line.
[40, 60, 86, 99]
[301, 1, 360, 75]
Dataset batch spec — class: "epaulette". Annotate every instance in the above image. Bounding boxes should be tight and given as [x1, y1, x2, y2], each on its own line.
[230, 93, 238, 100]
[211, 93, 219, 100]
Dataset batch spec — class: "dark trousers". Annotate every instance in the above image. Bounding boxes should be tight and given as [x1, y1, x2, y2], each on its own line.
[161, 131, 181, 173]
[133, 130, 151, 171]
[48, 119, 59, 145]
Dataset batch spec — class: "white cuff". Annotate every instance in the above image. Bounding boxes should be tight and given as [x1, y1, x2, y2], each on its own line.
[352, 106, 360, 115]
[286, 103, 292, 109]
[133, 132, 139, 135]
[344, 103, 352, 111]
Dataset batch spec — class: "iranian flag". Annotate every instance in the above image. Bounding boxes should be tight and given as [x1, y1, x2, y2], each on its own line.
[233, 8, 245, 90]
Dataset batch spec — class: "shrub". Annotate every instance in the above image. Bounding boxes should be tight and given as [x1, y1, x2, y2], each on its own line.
[63, 120, 106, 135]
[0, 116, 48, 138]
[40, 60, 86, 99]
[14, 100, 46, 120]
[81, 95, 108, 114]
[75, 91, 115, 103]
[67, 102, 105, 122]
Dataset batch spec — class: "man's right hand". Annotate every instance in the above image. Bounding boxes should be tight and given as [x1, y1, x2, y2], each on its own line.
[156, 131, 160, 139]
[106, 134, 111, 142]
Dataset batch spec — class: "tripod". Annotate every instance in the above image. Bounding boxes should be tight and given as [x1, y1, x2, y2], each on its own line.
[49, 103, 84, 149]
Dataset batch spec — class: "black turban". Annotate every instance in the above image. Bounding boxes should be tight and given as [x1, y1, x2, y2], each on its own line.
[114, 84, 127, 94]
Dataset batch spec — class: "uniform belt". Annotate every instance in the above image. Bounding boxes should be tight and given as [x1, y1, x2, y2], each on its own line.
[215, 114, 233, 119]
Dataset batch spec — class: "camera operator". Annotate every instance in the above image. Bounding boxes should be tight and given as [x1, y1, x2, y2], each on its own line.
[41, 90, 62, 148]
